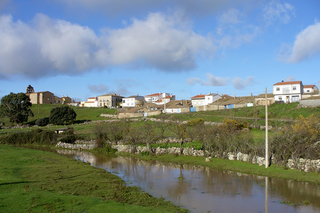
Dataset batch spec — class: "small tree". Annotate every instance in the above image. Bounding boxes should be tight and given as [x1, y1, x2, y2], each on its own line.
[49, 106, 77, 125]
[0, 92, 34, 125]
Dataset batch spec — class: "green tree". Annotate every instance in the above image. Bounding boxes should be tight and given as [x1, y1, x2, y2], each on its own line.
[49, 106, 77, 125]
[0, 92, 34, 124]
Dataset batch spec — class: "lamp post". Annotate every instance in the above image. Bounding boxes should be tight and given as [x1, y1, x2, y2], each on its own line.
[265, 88, 269, 168]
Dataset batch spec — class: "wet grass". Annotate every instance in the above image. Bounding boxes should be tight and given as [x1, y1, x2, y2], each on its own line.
[117, 152, 320, 185]
[0, 145, 187, 213]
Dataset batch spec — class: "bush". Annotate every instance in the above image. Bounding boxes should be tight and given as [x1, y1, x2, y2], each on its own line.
[35, 117, 49, 126]
[271, 115, 320, 167]
[49, 106, 77, 125]
[59, 134, 77, 144]
[0, 129, 57, 145]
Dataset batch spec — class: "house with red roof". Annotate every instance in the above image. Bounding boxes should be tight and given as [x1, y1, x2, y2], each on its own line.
[273, 81, 303, 103]
[80, 97, 98, 107]
[303, 85, 319, 93]
[191, 93, 221, 107]
[144, 92, 172, 104]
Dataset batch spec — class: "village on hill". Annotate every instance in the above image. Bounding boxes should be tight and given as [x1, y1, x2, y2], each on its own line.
[25, 81, 320, 119]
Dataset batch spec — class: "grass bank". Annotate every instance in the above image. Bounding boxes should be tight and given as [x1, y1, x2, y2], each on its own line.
[0, 145, 187, 213]
[116, 152, 320, 185]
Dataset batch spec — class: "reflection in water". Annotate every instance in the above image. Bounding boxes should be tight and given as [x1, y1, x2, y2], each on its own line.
[57, 150, 320, 213]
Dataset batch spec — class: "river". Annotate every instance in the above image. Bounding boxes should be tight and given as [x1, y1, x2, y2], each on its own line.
[57, 149, 320, 213]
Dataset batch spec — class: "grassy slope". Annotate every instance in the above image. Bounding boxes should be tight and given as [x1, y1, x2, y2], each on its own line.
[0, 145, 187, 213]
[157, 102, 320, 126]
[0, 104, 117, 127]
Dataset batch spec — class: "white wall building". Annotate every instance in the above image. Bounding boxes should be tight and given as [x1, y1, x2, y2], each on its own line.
[81, 97, 99, 107]
[303, 85, 319, 93]
[155, 95, 176, 105]
[144, 93, 171, 103]
[122, 95, 144, 107]
[191, 93, 221, 106]
[273, 81, 303, 103]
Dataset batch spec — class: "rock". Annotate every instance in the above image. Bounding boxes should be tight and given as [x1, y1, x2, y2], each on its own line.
[205, 158, 210, 162]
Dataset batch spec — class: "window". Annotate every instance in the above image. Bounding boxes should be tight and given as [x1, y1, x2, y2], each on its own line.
[279, 97, 282, 100]
[276, 87, 280, 91]
[307, 90, 310, 92]
[123, 100, 125, 103]
[293, 86, 296, 90]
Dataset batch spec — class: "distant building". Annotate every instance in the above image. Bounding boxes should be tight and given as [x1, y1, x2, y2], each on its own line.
[97, 94, 123, 108]
[303, 85, 319, 93]
[273, 81, 303, 103]
[25, 85, 54, 104]
[191, 93, 221, 107]
[81, 97, 98, 107]
[144, 92, 171, 103]
[122, 95, 144, 108]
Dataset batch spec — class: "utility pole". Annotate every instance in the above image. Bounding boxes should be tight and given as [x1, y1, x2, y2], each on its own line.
[265, 88, 269, 168]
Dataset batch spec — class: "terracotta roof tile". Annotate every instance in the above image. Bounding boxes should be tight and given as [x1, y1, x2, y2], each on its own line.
[304, 85, 316, 88]
[273, 81, 302, 86]
[191, 94, 205, 99]
[145, 93, 161, 97]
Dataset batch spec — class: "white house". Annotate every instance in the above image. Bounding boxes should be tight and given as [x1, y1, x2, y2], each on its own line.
[155, 95, 176, 105]
[81, 97, 99, 107]
[191, 93, 221, 107]
[273, 81, 303, 103]
[122, 95, 144, 107]
[303, 85, 319, 93]
[144, 93, 171, 103]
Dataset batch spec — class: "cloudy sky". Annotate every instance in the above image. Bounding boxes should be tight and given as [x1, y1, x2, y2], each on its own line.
[0, 0, 319, 101]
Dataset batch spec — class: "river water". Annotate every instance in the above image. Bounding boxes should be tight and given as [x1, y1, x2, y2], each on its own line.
[57, 149, 320, 213]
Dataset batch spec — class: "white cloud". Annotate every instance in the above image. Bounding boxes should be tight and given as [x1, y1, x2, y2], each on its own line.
[88, 83, 129, 96]
[285, 76, 296, 82]
[88, 84, 109, 94]
[280, 22, 320, 63]
[218, 9, 242, 25]
[0, 12, 214, 78]
[232, 76, 255, 89]
[186, 73, 229, 86]
[0, 14, 106, 78]
[107, 12, 214, 71]
[263, 1, 295, 26]
[215, 9, 261, 49]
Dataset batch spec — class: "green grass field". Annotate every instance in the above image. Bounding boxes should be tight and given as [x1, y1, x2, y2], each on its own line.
[0, 145, 187, 213]
[0, 104, 116, 127]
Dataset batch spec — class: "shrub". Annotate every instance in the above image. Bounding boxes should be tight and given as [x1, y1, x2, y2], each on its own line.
[271, 114, 320, 167]
[187, 118, 205, 127]
[59, 134, 77, 144]
[35, 117, 49, 126]
[49, 106, 77, 125]
[0, 129, 57, 145]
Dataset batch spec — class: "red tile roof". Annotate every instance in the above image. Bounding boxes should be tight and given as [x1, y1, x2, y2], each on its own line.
[145, 93, 161, 97]
[191, 94, 205, 99]
[273, 81, 302, 86]
[304, 85, 315, 88]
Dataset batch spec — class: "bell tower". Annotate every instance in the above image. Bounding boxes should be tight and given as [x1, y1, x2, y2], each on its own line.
[26, 85, 34, 93]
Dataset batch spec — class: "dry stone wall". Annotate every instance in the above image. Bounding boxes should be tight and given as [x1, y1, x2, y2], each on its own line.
[55, 140, 320, 173]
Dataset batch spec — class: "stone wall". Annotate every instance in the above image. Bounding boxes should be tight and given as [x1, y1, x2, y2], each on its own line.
[55, 140, 320, 173]
[299, 99, 320, 107]
[100, 114, 118, 119]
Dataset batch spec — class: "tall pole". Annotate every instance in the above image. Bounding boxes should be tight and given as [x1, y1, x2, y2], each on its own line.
[265, 177, 269, 213]
[265, 88, 269, 168]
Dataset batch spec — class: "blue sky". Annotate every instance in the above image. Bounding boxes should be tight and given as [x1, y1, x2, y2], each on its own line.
[0, 0, 319, 101]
